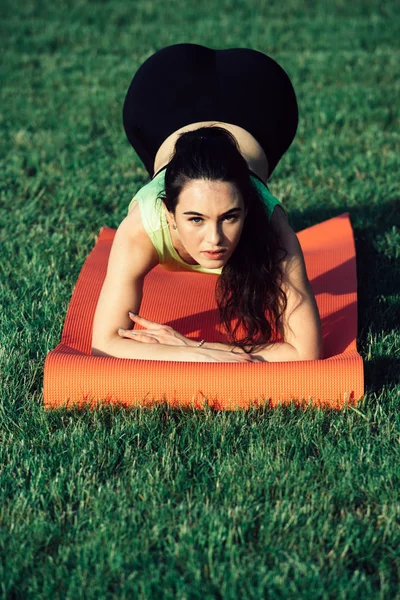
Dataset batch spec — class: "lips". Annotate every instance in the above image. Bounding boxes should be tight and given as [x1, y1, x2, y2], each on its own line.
[201, 250, 227, 260]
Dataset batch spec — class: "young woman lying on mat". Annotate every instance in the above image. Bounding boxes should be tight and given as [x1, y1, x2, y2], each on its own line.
[92, 44, 323, 363]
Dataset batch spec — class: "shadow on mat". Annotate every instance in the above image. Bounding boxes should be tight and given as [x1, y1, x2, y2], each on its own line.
[288, 198, 399, 395]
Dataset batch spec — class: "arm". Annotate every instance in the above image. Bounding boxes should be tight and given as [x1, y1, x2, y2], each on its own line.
[91, 200, 159, 357]
[249, 207, 323, 361]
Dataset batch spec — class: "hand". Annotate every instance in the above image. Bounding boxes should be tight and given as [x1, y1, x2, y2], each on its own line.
[198, 348, 256, 363]
[118, 313, 197, 347]
[117, 313, 258, 362]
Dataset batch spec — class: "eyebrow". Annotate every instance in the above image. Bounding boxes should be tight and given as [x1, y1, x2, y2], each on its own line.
[182, 208, 242, 217]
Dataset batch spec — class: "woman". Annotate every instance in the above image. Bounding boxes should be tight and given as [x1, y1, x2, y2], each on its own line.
[92, 44, 323, 363]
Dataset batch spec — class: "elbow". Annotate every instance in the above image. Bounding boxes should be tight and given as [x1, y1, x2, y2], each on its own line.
[91, 335, 105, 356]
[91, 333, 117, 357]
[302, 352, 324, 361]
[297, 346, 324, 361]
[92, 346, 113, 357]
[92, 332, 134, 358]
[296, 330, 324, 361]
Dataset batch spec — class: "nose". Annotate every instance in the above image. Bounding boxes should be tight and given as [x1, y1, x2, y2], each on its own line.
[205, 222, 223, 246]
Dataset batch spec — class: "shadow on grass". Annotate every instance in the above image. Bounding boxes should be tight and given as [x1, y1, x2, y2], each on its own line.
[363, 357, 400, 396]
[289, 197, 399, 396]
[42, 398, 358, 430]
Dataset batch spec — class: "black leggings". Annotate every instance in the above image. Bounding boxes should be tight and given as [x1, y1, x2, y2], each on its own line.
[123, 44, 299, 178]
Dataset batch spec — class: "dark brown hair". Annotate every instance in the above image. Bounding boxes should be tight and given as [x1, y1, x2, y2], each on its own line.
[158, 126, 288, 352]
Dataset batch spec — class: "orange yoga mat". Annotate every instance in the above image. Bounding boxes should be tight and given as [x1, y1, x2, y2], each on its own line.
[43, 213, 364, 410]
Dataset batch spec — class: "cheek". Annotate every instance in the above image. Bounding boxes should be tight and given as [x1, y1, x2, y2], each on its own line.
[227, 221, 245, 243]
[179, 224, 202, 245]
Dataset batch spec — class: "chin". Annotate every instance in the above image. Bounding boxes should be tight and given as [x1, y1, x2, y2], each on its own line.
[200, 256, 230, 268]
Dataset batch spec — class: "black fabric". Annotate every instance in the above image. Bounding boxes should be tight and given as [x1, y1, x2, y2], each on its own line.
[123, 43, 299, 178]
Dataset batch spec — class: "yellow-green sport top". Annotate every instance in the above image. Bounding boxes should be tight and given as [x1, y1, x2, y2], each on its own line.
[127, 167, 286, 275]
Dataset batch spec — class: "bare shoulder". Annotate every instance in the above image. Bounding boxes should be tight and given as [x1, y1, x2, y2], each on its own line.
[269, 204, 313, 293]
[270, 205, 302, 258]
[153, 121, 269, 182]
[120, 200, 153, 248]
[269, 207, 322, 360]
[112, 200, 159, 274]
[122, 199, 147, 238]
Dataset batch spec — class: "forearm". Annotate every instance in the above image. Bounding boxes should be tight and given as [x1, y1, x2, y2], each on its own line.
[248, 342, 301, 362]
[92, 336, 206, 362]
[202, 341, 302, 362]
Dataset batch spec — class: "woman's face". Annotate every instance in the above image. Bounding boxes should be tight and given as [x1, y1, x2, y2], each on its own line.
[165, 179, 246, 268]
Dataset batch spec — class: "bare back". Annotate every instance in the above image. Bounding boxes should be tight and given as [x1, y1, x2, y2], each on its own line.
[153, 121, 269, 183]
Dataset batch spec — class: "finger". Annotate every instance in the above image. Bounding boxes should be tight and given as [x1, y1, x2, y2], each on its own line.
[128, 313, 163, 330]
[118, 329, 159, 343]
[131, 334, 159, 344]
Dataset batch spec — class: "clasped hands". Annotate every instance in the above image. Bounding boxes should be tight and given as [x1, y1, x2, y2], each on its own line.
[118, 312, 196, 347]
[117, 313, 260, 363]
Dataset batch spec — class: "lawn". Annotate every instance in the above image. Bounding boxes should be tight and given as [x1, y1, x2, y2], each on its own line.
[1, 0, 399, 597]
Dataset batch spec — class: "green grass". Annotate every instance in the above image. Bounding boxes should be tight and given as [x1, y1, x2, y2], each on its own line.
[1, 0, 400, 597]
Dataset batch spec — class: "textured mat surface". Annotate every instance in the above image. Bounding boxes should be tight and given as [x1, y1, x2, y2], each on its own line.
[43, 213, 364, 410]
